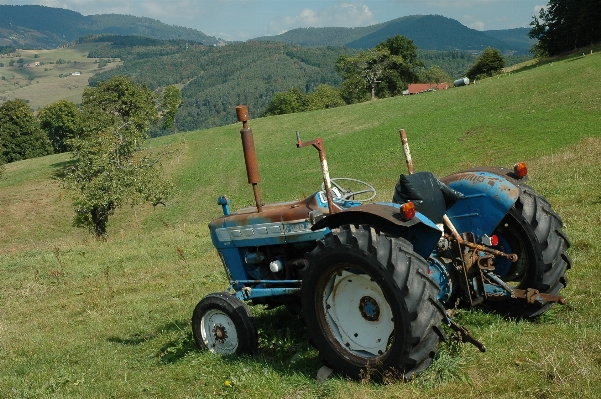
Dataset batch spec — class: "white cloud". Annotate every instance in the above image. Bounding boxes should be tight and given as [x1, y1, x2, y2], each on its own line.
[468, 20, 485, 30]
[268, 2, 376, 35]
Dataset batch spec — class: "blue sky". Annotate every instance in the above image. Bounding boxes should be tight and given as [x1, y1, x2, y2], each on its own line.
[4, 0, 547, 41]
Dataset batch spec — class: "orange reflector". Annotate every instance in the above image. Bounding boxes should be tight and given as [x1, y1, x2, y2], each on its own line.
[401, 202, 416, 221]
[514, 162, 528, 178]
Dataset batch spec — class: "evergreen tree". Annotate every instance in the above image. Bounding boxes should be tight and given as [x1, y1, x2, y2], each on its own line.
[529, 0, 601, 57]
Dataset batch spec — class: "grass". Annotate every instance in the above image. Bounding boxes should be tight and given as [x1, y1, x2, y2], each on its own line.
[1, 48, 601, 398]
[0, 44, 122, 110]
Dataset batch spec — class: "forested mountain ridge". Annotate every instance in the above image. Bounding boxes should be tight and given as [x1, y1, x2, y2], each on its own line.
[1, 5, 532, 54]
[87, 40, 351, 132]
[254, 15, 535, 54]
[0, 5, 219, 49]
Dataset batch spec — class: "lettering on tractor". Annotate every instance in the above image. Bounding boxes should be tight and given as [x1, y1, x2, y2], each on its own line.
[191, 106, 571, 381]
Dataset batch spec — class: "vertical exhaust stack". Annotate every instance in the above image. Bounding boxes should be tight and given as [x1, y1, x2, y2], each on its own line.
[236, 105, 263, 213]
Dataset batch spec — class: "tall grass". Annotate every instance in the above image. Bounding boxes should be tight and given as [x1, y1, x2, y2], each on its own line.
[1, 50, 600, 398]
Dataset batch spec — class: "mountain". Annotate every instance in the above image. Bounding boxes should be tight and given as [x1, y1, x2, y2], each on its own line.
[0, 5, 219, 48]
[483, 28, 536, 50]
[254, 15, 532, 54]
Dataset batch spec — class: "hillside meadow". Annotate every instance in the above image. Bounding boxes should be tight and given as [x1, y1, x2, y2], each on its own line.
[0, 44, 122, 110]
[1, 49, 601, 398]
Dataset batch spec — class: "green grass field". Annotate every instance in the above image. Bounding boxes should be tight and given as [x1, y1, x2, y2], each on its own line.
[0, 44, 122, 110]
[1, 48, 601, 398]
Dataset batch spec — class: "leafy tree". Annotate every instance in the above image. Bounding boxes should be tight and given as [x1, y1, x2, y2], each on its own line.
[305, 84, 345, 111]
[59, 76, 171, 239]
[420, 65, 453, 84]
[262, 88, 306, 116]
[0, 99, 52, 163]
[161, 85, 182, 134]
[38, 100, 83, 153]
[9, 60, 14, 66]
[529, 0, 601, 57]
[466, 47, 505, 80]
[336, 35, 422, 102]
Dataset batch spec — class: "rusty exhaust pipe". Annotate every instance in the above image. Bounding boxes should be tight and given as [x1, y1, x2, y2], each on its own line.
[236, 105, 262, 212]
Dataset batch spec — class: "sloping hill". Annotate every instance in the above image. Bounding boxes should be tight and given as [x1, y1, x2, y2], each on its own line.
[255, 15, 532, 53]
[0, 4, 218, 48]
[1, 49, 600, 398]
[346, 15, 515, 51]
[483, 27, 536, 50]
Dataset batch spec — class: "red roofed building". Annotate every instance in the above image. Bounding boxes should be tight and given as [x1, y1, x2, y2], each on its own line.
[406, 82, 449, 95]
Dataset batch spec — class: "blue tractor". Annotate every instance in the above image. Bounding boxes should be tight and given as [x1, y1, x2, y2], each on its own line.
[191, 106, 571, 380]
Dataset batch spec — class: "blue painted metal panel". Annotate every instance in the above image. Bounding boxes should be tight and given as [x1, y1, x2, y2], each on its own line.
[445, 172, 519, 237]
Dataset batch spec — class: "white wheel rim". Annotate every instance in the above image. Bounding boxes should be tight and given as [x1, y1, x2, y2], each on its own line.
[200, 309, 239, 355]
[323, 269, 394, 357]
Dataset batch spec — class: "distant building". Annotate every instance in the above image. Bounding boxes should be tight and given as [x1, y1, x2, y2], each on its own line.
[406, 82, 449, 95]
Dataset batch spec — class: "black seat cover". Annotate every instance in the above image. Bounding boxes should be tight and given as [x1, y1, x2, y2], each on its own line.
[392, 171, 463, 224]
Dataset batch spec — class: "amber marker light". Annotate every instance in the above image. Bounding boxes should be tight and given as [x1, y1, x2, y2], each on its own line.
[514, 162, 528, 178]
[401, 201, 416, 221]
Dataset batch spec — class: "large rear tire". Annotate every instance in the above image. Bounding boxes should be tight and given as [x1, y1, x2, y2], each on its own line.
[489, 184, 571, 317]
[301, 224, 445, 380]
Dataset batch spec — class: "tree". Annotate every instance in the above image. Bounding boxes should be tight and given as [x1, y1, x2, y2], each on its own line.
[529, 0, 601, 57]
[262, 88, 306, 116]
[0, 99, 52, 163]
[38, 100, 83, 153]
[305, 84, 345, 111]
[336, 35, 422, 102]
[465, 47, 505, 80]
[59, 76, 172, 239]
[161, 85, 182, 134]
[420, 65, 453, 84]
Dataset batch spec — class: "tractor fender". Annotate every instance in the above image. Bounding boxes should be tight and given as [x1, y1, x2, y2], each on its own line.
[311, 203, 442, 260]
[441, 167, 523, 237]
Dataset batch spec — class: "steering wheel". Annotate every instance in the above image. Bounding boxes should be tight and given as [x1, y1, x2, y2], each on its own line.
[321, 178, 377, 203]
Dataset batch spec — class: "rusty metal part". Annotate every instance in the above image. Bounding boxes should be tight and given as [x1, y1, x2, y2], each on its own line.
[399, 129, 415, 174]
[212, 323, 228, 343]
[443, 216, 518, 262]
[446, 317, 486, 352]
[236, 105, 262, 212]
[296, 132, 337, 214]
[513, 288, 567, 305]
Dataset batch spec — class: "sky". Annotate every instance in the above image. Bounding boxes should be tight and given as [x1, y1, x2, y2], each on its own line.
[3, 0, 547, 41]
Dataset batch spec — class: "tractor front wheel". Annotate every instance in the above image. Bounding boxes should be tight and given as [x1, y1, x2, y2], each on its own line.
[191, 292, 257, 355]
[301, 224, 444, 380]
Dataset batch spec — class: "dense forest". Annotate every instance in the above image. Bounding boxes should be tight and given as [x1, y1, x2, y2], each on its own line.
[84, 35, 531, 133]
[88, 40, 351, 132]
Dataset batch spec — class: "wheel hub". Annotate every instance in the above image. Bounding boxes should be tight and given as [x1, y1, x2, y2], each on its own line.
[212, 323, 228, 343]
[200, 309, 239, 355]
[324, 270, 393, 357]
[359, 296, 380, 321]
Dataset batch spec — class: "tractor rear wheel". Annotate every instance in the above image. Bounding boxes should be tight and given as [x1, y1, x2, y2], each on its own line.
[191, 292, 257, 355]
[489, 184, 571, 317]
[301, 224, 445, 381]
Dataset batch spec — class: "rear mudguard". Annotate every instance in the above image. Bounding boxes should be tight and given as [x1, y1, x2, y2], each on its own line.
[311, 203, 442, 260]
[441, 167, 524, 237]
